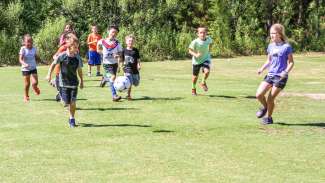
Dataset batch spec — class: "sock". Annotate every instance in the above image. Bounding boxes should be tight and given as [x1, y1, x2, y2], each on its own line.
[192, 83, 196, 89]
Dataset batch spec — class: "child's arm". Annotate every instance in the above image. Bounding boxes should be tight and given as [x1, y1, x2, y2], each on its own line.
[19, 49, 28, 67]
[78, 67, 84, 89]
[137, 59, 141, 70]
[96, 41, 103, 54]
[188, 48, 201, 58]
[46, 60, 57, 82]
[257, 54, 271, 75]
[280, 53, 294, 79]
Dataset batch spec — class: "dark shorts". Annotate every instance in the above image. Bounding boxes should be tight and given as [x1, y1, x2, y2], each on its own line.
[22, 69, 37, 76]
[103, 63, 118, 75]
[125, 73, 140, 86]
[264, 75, 288, 89]
[61, 87, 78, 104]
[192, 61, 210, 76]
[88, 51, 101, 65]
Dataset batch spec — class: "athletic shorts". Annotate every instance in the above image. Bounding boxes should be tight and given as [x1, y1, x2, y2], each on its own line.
[125, 73, 140, 86]
[22, 69, 37, 76]
[103, 63, 118, 75]
[88, 51, 101, 65]
[61, 87, 78, 104]
[192, 60, 210, 76]
[264, 75, 288, 89]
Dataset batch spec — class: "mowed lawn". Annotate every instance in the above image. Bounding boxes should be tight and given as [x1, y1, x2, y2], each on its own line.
[0, 53, 325, 183]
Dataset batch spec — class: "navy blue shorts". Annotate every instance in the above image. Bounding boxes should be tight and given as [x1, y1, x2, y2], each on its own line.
[264, 75, 288, 89]
[103, 63, 118, 75]
[88, 51, 101, 65]
[61, 87, 78, 104]
[22, 69, 37, 76]
[192, 61, 210, 76]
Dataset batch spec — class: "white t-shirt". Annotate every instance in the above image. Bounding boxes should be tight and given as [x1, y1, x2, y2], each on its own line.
[97, 39, 123, 64]
[19, 46, 37, 71]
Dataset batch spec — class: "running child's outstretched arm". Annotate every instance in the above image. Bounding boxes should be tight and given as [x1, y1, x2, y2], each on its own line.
[19, 52, 28, 68]
[257, 54, 272, 75]
[46, 60, 57, 82]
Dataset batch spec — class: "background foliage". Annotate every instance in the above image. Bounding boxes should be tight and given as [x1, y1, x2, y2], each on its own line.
[0, 0, 324, 65]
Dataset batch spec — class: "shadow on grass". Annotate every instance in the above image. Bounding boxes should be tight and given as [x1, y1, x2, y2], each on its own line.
[132, 96, 184, 101]
[79, 123, 152, 128]
[77, 107, 137, 111]
[37, 98, 88, 101]
[277, 122, 325, 128]
[208, 95, 237, 99]
[152, 130, 175, 133]
[244, 95, 256, 99]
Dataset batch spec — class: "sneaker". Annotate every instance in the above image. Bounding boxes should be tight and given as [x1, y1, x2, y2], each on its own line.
[24, 96, 30, 102]
[192, 88, 197, 96]
[256, 107, 267, 118]
[200, 82, 208, 92]
[69, 118, 76, 128]
[99, 77, 107, 87]
[88, 72, 91, 77]
[33, 86, 41, 95]
[112, 95, 122, 102]
[261, 117, 273, 125]
[96, 72, 102, 76]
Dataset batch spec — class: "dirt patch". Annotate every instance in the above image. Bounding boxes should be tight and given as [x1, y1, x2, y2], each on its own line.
[280, 92, 325, 100]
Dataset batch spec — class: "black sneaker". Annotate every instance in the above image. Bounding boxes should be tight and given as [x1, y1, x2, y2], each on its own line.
[99, 77, 107, 87]
[261, 117, 273, 125]
[96, 72, 102, 76]
[256, 107, 267, 118]
[55, 93, 61, 102]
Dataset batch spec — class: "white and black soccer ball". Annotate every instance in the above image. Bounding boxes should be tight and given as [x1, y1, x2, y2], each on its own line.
[113, 76, 131, 92]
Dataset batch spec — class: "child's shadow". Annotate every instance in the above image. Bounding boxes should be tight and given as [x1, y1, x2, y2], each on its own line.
[78, 123, 151, 128]
[132, 96, 183, 101]
[276, 122, 325, 128]
[76, 107, 137, 111]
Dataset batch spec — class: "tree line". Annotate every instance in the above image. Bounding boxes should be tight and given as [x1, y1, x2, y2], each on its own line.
[0, 0, 324, 65]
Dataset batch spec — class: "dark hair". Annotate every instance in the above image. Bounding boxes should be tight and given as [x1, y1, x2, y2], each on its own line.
[108, 25, 119, 32]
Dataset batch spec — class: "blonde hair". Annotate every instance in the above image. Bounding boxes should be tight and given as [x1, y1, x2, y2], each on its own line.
[125, 34, 135, 41]
[270, 23, 288, 42]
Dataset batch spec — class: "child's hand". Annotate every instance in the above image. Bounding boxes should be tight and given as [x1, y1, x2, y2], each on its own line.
[22, 63, 29, 68]
[257, 68, 263, 75]
[46, 75, 51, 82]
[280, 70, 288, 79]
[195, 52, 202, 58]
[137, 65, 141, 71]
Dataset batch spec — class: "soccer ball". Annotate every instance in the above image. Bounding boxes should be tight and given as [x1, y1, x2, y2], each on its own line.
[113, 76, 131, 92]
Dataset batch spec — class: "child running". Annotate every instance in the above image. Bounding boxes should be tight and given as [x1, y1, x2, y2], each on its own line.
[46, 34, 84, 128]
[19, 34, 41, 102]
[255, 23, 294, 125]
[97, 25, 123, 102]
[87, 25, 102, 77]
[188, 26, 213, 96]
[122, 35, 141, 100]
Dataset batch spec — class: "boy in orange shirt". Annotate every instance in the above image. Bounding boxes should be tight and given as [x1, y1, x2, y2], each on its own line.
[87, 25, 102, 76]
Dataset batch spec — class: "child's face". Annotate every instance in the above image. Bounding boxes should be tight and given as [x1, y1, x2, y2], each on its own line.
[108, 28, 118, 39]
[65, 25, 72, 32]
[126, 37, 134, 48]
[24, 38, 33, 48]
[92, 26, 98, 34]
[197, 28, 207, 40]
[270, 28, 281, 43]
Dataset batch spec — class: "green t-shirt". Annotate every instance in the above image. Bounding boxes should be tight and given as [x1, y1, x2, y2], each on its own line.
[188, 36, 212, 65]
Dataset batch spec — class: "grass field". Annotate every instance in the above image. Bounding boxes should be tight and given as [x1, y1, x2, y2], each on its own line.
[1, 53, 325, 183]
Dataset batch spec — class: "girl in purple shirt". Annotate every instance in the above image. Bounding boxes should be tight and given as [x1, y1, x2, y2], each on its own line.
[255, 24, 294, 125]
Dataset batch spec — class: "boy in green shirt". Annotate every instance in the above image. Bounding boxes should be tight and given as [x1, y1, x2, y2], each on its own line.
[188, 26, 212, 96]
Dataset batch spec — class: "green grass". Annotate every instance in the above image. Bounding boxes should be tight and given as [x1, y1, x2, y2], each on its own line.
[1, 53, 325, 183]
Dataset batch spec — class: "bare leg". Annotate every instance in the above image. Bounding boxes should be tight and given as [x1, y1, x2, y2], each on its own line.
[192, 75, 198, 88]
[256, 81, 272, 108]
[202, 68, 210, 83]
[23, 75, 31, 100]
[96, 65, 101, 74]
[266, 86, 282, 117]
[69, 101, 76, 119]
[127, 86, 132, 99]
